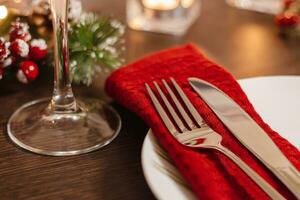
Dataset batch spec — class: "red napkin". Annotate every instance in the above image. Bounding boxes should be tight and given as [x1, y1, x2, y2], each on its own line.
[105, 44, 300, 200]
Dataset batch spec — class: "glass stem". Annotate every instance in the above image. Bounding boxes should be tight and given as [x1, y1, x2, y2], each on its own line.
[50, 0, 77, 113]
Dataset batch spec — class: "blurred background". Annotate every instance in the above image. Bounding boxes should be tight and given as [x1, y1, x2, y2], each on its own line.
[0, 0, 299, 81]
[83, 0, 300, 78]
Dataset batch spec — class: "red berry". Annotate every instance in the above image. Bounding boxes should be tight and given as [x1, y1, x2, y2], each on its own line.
[10, 39, 29, 58]
[0, 38, 10, 62]
[29, 39, 48, 60]
[17, 61, 39, 83]
[9, 20, 31, 42]
[275, 14, 299, 27]
[284, 0, 294, 8]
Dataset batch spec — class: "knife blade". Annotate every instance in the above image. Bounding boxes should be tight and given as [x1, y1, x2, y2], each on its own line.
[189, 77, 300, 199]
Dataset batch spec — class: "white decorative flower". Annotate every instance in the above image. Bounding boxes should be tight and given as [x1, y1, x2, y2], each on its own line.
[32, 0, 82, 21]
[69, 0, 82, 21]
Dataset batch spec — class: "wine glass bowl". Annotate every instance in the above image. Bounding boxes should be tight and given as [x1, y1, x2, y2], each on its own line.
[7, 0, 121, 156]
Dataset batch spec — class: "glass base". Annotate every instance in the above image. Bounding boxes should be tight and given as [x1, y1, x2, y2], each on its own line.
[7, 98, 121, 156]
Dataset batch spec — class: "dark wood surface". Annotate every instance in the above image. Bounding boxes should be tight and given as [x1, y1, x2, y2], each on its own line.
[1, 0, 300, 200]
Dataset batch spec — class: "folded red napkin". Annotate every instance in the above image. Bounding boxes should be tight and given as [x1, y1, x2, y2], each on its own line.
[105, 44, 300, 200]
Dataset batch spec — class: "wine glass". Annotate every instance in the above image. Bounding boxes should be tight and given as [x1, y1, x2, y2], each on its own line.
[7, 0, 121, 156]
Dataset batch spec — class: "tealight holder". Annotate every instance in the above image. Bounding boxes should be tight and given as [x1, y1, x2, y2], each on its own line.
[127, 0, 201, 36]
[226, 0, 283, 15]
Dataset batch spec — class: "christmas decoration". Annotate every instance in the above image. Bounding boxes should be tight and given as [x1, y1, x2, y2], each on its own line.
[29, 39, 48, 60]
[9, 20, 32, 42]
[17, 61, 39, 83]
[276, 14, 299, 27]
[2, 56, 14, 68]
[0, 38, 10, 62]
[10, 39, 29, 58]
[0, 19, 47, 84]
[0, 37, 13, 68]
[0, 1, 124, 85]
[276, 0, 300, 37]
[68, 15, 125, 85]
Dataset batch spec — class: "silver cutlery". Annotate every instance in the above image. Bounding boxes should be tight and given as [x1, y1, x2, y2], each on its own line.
[189, 77, 300, 199]
[145, 78, 285, 200]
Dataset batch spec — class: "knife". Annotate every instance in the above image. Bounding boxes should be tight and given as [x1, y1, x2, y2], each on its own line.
[189, 77, 300, 199]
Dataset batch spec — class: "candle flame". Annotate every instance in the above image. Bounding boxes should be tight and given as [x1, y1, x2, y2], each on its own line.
[142, 0, 179, 10]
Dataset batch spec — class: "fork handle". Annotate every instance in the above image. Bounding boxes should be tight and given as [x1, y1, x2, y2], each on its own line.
[215, 145, 286, 200]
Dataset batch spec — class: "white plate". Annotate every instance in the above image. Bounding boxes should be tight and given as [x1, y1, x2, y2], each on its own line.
[141, 76, 300, 200]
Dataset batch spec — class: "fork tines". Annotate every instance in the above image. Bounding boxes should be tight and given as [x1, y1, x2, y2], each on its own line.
[145, 78, 204, 135]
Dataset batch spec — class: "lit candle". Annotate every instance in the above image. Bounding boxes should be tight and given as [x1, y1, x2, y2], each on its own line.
[142, 0, 180, 11]
[1, 0, 32, 16]
[0, 5, 8, 20]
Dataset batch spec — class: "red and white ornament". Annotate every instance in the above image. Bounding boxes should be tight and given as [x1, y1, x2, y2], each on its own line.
[9, 20, 32, 42]
[275, 13, 299, 27]
[10, 39, 29, 58]
[1, 56, 14, 68]
[0, 38, 11, 62]
[29, 39, 48, 60]
[284, 0, 294, 8]
[17, 61, 39, 83]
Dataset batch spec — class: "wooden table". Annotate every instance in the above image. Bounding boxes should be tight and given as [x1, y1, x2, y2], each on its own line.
[1, 0, 300, 199]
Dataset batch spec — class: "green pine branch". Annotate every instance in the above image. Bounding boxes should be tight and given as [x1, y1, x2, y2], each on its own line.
[68, 14, 124, 85]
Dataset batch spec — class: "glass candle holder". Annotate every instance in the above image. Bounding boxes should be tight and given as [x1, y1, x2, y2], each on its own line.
[226, 0, 283, 15]
[127, 0, 201, 36]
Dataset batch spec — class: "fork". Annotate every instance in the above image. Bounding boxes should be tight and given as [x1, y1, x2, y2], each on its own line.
[145, 78, 285, 200]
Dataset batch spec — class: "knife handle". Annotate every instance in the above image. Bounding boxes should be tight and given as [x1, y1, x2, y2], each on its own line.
[216, 145, 286, 200]
[273, 166, 300, 199]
